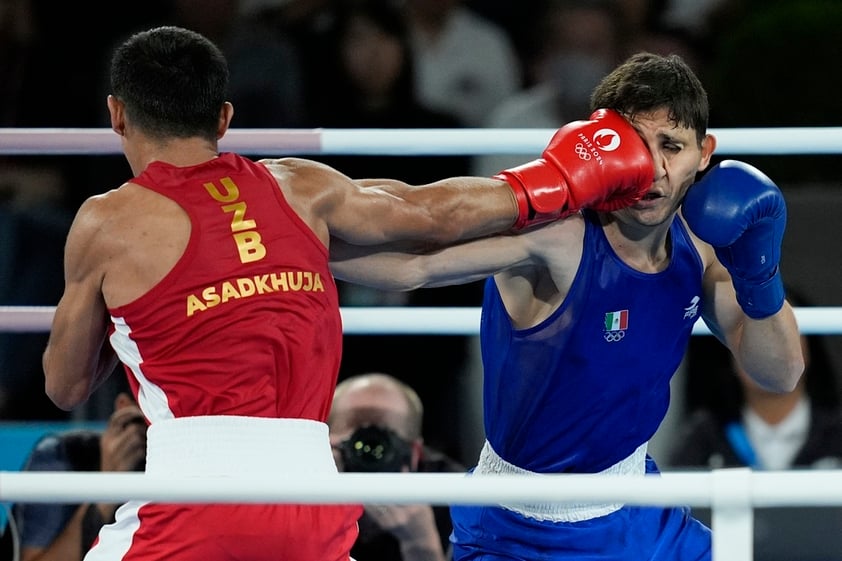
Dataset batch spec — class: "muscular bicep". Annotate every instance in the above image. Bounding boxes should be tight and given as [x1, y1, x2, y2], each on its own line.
[267, 158, 515, 245]
[338, 177, 517, 244]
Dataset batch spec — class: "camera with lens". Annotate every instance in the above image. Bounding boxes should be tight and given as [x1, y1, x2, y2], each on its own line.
[338, 425, 412, 472]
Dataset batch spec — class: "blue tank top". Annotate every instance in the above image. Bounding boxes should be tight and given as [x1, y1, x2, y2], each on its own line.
[480, 210, 704, 473]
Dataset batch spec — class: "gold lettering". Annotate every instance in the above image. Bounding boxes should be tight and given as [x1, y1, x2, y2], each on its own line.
[271, 272, 289, 291]
[185, 270, 328, 316]
[204, 177, 239, 203]
[202, 286, 221, 308]
[289, 271, 303, 291]
[222, 201, 257, 233]
[205, 177, 266, 264]
[233, 231, 266, 263]
[220, 281, 241, 303]
[254, 275, 272, 294]
[186, 294, 207, 317]
[237, 277, 256, 297]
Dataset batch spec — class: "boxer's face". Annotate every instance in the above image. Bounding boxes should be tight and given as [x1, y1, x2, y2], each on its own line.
[613, 107, 715, 228]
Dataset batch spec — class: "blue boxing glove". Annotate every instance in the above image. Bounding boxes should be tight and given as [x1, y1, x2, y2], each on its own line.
[682, 160, 786, 319]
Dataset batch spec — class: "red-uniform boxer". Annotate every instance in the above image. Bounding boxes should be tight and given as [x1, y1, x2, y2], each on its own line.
[42, 26, 653, 561]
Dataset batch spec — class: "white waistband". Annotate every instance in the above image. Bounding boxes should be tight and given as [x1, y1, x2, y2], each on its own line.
[145, 416, 337, 476]
[474, 440, 648, 522]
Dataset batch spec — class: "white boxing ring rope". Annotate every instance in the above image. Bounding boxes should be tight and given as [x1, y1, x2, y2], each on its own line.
[5, 468, 842, 507]
[3, 127, 842, 561]
[2, 470, 842, 561]
[1, 305, 841, 335]
[2, 126, 842, 155]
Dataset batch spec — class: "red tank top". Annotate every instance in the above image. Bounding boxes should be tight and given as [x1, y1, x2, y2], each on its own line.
[108, 153, 341, 423]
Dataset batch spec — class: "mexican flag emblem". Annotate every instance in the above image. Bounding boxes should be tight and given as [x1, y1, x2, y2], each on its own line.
[604, 310, 628, 332]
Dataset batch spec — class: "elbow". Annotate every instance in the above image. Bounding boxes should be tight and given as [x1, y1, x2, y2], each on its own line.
[758, 354, 805, 394]
[45, 381, 82, 411]
[44, 373, 87, 411]
[386, 269, 428, 292]
[781, 354, 806, 393]
[778, 342, 807, 393]
[43, 356, 86, 411]
[399, 255, 437, 290]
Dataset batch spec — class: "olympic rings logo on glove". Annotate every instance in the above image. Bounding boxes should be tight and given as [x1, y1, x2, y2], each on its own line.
[603, 330, 625, 342]
[574, 143, 592, 161]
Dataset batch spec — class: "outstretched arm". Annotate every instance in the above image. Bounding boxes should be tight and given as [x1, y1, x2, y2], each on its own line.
[265, 158, 519, 246]
[267, 109, 653, 247]
[329, 233, 537, 291]
[332, 217, 584, 330]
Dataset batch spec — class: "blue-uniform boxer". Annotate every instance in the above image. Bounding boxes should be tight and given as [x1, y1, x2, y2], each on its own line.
[332, 53, 804, 561]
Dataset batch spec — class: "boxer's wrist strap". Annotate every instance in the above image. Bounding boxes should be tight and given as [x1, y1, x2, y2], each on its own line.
[732, 267, 785, 319]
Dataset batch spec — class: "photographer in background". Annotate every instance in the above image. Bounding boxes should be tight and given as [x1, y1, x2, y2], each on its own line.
[12, 392, 146, 561]
[329, 372, 465, 561]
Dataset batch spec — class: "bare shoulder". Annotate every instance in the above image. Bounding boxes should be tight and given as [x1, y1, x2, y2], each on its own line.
[69, 187, 126, 247]
[257, 157, 348, 186]
[257, 156, 317, 172]
[69, 183, 192, 307]
[259, 155, 350, 197]
[257, 157, 356, 236]
[73, 182, 165, 234]
[63, 186, 135, 282]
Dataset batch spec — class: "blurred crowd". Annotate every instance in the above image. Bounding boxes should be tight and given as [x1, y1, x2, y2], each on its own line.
[1, 0, 841, 464]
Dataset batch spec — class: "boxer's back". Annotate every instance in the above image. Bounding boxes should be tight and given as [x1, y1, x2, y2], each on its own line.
[106, 153, 342, 423]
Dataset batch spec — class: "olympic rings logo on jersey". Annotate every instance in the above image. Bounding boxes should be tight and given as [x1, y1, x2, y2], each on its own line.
[604, 330, 626, 342]
[574, 143, 591, 161]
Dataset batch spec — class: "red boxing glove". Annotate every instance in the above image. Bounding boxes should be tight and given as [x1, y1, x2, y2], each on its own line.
[497, 109, 654, 230]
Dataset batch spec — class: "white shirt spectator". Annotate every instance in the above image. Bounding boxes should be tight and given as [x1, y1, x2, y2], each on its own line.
[408, 4, 521, 126]
[743, 396, 810, 471]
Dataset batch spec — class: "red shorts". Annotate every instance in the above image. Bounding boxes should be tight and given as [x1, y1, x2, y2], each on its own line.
[84, 417, 361, 560]
[85, 501, 362, 561]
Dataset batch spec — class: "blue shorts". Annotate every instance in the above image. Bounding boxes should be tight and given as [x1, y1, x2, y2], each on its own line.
[450, 502, 711, 561]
